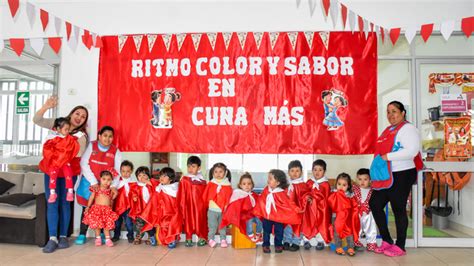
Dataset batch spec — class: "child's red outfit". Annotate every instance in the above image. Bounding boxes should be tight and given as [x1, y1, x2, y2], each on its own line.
[220, 189, 258, 236]
[82, 188, 119, 230]
[128, 180, 159, 220]
[303, 177, 332, 243]
[113, 176, 137, 216]
[284, 177, 310, 245]
[140, 182, 182, 245]
[177, 174, 208, 240]
[353, 185, 377, 250]
[327, 190, 360, 243]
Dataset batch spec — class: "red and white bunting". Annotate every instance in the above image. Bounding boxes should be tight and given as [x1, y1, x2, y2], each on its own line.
[237, 32, 248, 50]
[287, 32, 298, 50]
[95, 35, 103, 48]
[40, 9, 49, 31]
[132, 35, 143, 53]
[322, 0, 330, 18]
[222, 32, 233, 50]
[10, 38, 25, 56]
[54, 16, 62, 36]
[191, 33, 202, 51]
[441, 20, 455, 41]
[308, 0, 317, 16]
[26, 2, 36, 28]
[207, 33, 217, 50]
[82, 30, 93, 49]
[420, 24, 434, 42]
[30, 38, 44, 55]
[176, 33, 187, 51]
[461, 17, 474, 37]
[304, 31, 314, 48]
[253, 32, 264, 49]
[340, 4, 348, 30]
[364, 19, 369, 39]
[161, 34, 172, 52]
[319, 31, 330, 50]
[8, 0, 20, 19]
[118, 35, 128, 53]
[358, 16, 364, 35]
[348, 10, 355, 32]
[68, 29, 79, 51]
[65, 22, 72, 40]
[269, 32, 279, 50]
[48, 37, 62, 54]
[404, 26, 417, 44]
[329, 0, 339, 28]
[390, 28, 401, 45]
[146, 34, 157, 53]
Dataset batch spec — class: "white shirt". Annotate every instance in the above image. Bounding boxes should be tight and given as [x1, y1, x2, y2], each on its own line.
[387, 123, 421, 172]
[361, 187, 370, 202]
[80, 142, 122, 186]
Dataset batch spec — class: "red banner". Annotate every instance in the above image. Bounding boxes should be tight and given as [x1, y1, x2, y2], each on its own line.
[98, 32, 377, 154]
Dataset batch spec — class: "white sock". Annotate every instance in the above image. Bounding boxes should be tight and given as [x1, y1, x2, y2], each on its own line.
[68, 188, 73, 193]
[49, 236, 58, 243]
[50, 189, 56, 194]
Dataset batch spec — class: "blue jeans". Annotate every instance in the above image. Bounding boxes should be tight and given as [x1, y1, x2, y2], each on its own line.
[262, 219, 284, 247]
[114, 209, 134, 239]
[283, 225, 301, 245]
[246, 217, 263, 235]
[44, 174, 77, 238]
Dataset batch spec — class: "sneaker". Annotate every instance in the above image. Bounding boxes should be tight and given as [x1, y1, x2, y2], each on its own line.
[57, 237, 69, 249]
[75, 234, 86, 245]
[256, 233, 263, 244]
[289, 244, 300, 252]
[315, 242, 325, 250]
[66, 192, 74, 202]
[275, 246, 283, 253]
[262, 246, 271, 253]
[197, 238, 207, 246]
[374, 241, 393, 254]
[127, 237, 134, 244]
[303, 241, 312, 250]
[111, 236, 120, 242]
[168, 241, 177, 249]
[283, 242, 290, 250]
[248, 234, 255, 242]
[149, 236, 157, 246]
[185, 239, 194, 247]
[220, 239, 228, 248]
[383, 245, 406, 257]
[47, 193, 57, 203]
[366, 243, 377, 252]
[208, 239, 217, 248]
[355, 240, 363, 248]
[42, 240, 58, 253]
[95, 237, 102, 246]
[105, 239, 114, 247]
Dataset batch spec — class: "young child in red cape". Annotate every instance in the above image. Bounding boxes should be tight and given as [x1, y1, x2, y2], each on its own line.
[328, 173, 360, 256]
[112, 160, 137, 243]
[220, 172, 262, 243]
[302, 159, 332, 250]
[203, 162, 233, 248]
[353, 168, 377, 252]
[128, 166, 159, 246]
[39, 117, 79, 203]
[253, 169, 303, 254]
[284, 160, 310, 252]
[140, 167, 182, 249]
[177, 156, 208, 247]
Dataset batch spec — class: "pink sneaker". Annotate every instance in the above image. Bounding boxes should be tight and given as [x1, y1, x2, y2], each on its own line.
[220, 239, 228, 248]
[366, 243, 377, 252]
[66, 192, 74, 202]
[384, 245, 406, 257]
[208, 239, 216, 248]
[48, 193, 57, 203]
[95, 238, 102, 246]
[374, 241, 392, 254]
[105, 239, 114, 247]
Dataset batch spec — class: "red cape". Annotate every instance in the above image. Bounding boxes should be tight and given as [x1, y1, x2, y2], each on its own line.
[128, 180, 158, 221]
[140, 188, 182, 245]
[39, 135, 79, 174]
[177, 176, 208, 240]
[202, 181, 232, 211]
[220, 191, 258, 236]
[113, 183, 133, 216]
[327, 190, 360, 242]
[301, 180, 332, 242]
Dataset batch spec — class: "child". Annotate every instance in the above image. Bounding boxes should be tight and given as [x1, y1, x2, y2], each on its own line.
[140, 167, 182, 249]
[283, 160, 309, 252]
[253, 169, 302, 254]
[203, 162, 233, 248]
[328, 173, 360, 256]
[220, 172, 261, 243]
[353, 168, 377, 252]
[82, 170, 119, 247]
[177, 156, 208, 247]
[128, 166, 159, 245]
[39, 117, 79, 203]
[303, 159, 332, 250]
[112, 160, 137, 242]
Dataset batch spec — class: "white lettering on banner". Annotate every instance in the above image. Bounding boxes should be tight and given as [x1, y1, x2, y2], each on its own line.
[152, 59, 165, 77]
[208, 79, 235, 97]
[131, 60, 143, 77]
[266, 57, 280, 75]
[191, 107, 248, 126]
[197, 57, 208, 75]
[263, 101, 304, 126]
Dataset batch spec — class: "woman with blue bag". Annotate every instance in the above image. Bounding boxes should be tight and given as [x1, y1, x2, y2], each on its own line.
[75, 125, 122, 245]
[369, 101, 423, 257]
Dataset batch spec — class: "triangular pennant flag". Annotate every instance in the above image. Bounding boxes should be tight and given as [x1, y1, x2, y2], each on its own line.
[404, 26, 417, 44]
[222, 32, 233, 50]
[95, 36, 103, 48]
[9, 38, 25, 56]
[146, 34, 157, 52]
[68, 32, 78, 52]
[176, 33, 187, 51]
[132, 35, 143, 53]
[91, 33, 97, 47]
[237, 32, 248, 50]
[322, 0, 330, 17]
[420, 24, 434, 42]
[319, 31, 330, 50]
[161, 34, 172, 51]
[82, 30, 92, 49]
[461, 16, 474, 38]
[191, 33, 202, 51]
[308, 0, 318, 16]
[253, 32, 264, 49]
[363, 19, 369, 39]
[207, 33, 218, 50]
[66, 22, 72, 40]
[40, 9, 49, 31]
[269, 32, 279, 50]
[287, 32, 298, 51]
[304, 31, 314, 48]
[26, 2, 36, 28]
[54, 17, 62, 36]
[348, 10, 355, 32]
[30, 38, 45, 56]
[358, 16, 364, 35]
[440, 20, 455, 41]
[329, 0, 339, 28]
[390, 28, 401, 45]
[340, 4, 348, 30]
[370, 22, 374, 33]
[48, 37, 62, 54]
[381, 26, 385, 43]
[118, 35, 128, 53]
[8, 0, 20, 18]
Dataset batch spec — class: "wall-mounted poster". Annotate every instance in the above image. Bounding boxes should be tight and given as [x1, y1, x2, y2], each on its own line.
[441, 94, 468, 113]
[429, 73, 474, 109]
[444, 117, 472, 159]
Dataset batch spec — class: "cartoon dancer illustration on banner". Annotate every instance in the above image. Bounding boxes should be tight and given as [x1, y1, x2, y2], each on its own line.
[150, 88, 181, 128]
[151, 90, 163, 127]
[162, 88, 181, 128]
[322, 89, 348, 131]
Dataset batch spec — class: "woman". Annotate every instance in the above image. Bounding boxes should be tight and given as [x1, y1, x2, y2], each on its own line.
[369, 101, 422, 257]
[33, 96, 89, 253]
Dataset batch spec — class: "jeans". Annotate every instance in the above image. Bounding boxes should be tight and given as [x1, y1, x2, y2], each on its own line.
[283, 225, 301, 245]
[114, 209, 134, 239]
[208, 210, 226, 241]
[246, 217, 263, 235]
[44, 174, 77, 238]
[262, 219, 284, 247]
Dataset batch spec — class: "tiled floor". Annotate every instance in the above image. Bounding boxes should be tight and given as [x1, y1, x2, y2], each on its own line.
[0, 241, 472, 266]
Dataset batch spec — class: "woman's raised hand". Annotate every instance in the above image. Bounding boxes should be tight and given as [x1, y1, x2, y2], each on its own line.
[43, 96, 58, 110]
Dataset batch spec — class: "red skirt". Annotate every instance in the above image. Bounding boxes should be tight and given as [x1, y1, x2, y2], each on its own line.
[82, 205, 119, 230]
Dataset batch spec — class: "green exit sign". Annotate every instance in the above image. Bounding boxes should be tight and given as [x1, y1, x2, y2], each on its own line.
[16, 91, 30, 114]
